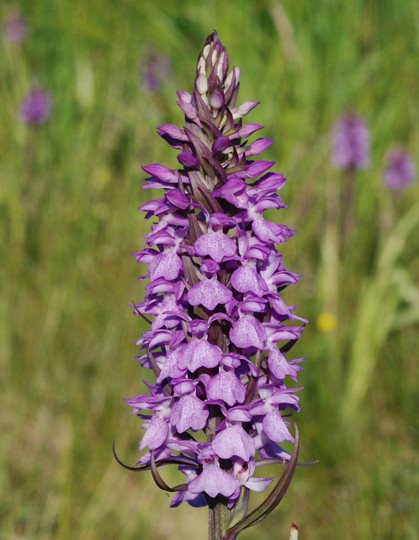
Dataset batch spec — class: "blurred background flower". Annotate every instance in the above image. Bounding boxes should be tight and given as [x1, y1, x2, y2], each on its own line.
[18, 87, 52, 125]
[331, 113, 370, 171]
[382, 145, 416, 190]
[2, 11, 27, 43]
[316, 312, 337, 333]
[140, 48, 172, 94]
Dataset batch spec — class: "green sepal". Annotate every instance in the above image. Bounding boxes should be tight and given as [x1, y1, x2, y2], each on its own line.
[150, 449, 188, 493]
[227, 487, 250, 529]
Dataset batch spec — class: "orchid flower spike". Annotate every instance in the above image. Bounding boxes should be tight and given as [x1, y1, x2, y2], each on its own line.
[119, 31, 308, 540]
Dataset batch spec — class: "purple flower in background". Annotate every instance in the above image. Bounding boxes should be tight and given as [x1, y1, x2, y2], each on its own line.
[3, 13, 27, 43]
[141, 48, 172, 94]
[331, 113, 370, 170]
[19, 87, 52, 125]
[382, 146, 416, 190]
[119, 32, 307, 538]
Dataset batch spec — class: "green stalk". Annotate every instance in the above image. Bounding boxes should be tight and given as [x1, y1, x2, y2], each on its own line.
[208, 499, 230, 540]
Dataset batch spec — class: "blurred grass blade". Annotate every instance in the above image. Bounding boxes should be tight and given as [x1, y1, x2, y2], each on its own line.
[343, 197, 419, 421]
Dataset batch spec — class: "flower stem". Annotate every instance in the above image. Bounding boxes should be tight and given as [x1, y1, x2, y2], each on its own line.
[209, 500, 230, 540]
[341, 166, 355, 251]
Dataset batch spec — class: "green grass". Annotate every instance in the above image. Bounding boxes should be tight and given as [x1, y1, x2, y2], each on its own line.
[1, 0, 418, 538]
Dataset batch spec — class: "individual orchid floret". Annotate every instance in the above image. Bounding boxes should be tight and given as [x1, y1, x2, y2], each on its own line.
[138, 415, 169, 452]
[187, 275, 233, 310]
[212, 422, 256, 462]
[232, 459, 273, 496]
[194, 228, 237, 263]
[170, 391, 209, 433]
[178, 336, 222, 372]
[230, 312, 267, 350]
[206, 366, 246, 406]
[189, 447, 239, 499]
[118, 31, 308, 540]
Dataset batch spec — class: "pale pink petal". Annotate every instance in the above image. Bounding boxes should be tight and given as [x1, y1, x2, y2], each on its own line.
[187, 276, 232, 310]
[178, 338, 222, 372]
[262, 412, 294, 443]
[212, 426, 255, 461]
[189, 465, 238, 498]
[170, 394, 209, 433]
[207, 370, 246, 406]
[194, 231, 236, 263]
[148, 251, 182, 281]
[139, 415, 169, 451]
[229, 315, 267, 349]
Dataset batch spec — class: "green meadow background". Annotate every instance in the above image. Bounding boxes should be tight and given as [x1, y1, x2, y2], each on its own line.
[1, 0, 418, 538]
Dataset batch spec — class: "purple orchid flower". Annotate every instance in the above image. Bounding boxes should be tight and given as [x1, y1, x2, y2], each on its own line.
[119, 31, 307, 540]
